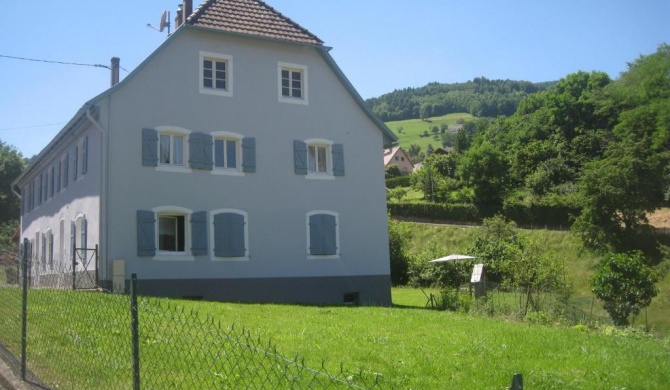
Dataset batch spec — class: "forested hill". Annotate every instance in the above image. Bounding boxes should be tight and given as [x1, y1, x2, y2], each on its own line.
[365, 77, 556, 121]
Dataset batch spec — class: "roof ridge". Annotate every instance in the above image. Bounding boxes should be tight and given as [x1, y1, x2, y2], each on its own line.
[254, 0, 323, 45]
[186, 0, 323, 46]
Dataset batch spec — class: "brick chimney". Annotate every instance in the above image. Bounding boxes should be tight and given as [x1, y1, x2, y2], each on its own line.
[183, 0, 193, 20]
[111, 57, 120, 87]
[174, 4, 183, 28]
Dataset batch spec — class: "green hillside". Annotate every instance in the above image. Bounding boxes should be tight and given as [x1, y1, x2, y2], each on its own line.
[386, 113, 472, 154]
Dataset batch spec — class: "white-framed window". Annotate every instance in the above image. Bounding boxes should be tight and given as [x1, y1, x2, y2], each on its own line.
[294, 139, 345, 179]
[157, 127, 190, 173]
[211, 131, 243, 175]
[306, 211, 340, 259]
[199, 51, 233, 97]
[210, 209, 249, 260]
[308, 142, 330, 175]
[278, 62, 308, 105]
[154, 206, 194, 261]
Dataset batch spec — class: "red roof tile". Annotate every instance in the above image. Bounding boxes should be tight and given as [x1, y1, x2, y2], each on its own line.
[187, 0, 324, 46]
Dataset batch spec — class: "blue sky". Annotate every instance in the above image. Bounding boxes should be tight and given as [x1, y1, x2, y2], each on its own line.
[1, 0, 668, 158]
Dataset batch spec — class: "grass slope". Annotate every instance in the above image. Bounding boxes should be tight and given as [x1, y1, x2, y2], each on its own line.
[386, 113, 472, 152]
[396, 221, 670, 336]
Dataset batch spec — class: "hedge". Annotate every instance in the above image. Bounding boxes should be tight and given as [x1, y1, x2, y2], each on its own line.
[389, 200, 581, 228]
[385, 175, 412, 189]
[388, 202, 479, 223]
[502, 202, 580, 228]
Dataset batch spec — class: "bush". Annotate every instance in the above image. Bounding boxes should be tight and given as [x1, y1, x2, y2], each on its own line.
[591, 251, 659, 326]
[388, 202, 479, 223]
[434, 289, 472, 313]
[388, 218, 411, 286]
[386, 175, 412, 189]
[502, 200, 580, 228]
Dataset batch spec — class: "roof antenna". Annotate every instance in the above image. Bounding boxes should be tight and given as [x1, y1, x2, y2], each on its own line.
[147, 10, 171, 37]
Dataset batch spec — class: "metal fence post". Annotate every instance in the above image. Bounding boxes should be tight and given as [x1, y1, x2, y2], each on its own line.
[130, 273, 140, 390]
[21, 238, 28, 381]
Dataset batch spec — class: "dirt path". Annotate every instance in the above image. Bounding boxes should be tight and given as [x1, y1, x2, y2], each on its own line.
[649, 208, 670, 228]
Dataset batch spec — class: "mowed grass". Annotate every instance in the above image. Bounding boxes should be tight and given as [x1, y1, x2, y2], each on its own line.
[1, 284, 669, 389]
[386, 113, 473, 152]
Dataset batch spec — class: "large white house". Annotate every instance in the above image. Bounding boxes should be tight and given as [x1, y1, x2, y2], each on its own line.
[13, 0, 397, 305]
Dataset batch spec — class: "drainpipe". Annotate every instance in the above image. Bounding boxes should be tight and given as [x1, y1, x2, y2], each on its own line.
[86, 106, 105, 134]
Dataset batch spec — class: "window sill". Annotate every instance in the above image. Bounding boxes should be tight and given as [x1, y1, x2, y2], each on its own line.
[156, 165, 192, 174]
[307, 254, 340, 260]
[199, 87, 233, 98]
[306, 173, 335, 180]
[211, 169, 244, 177]
[278, 96, 308, 105]
[211, 256, 249, 262]
[153, 253, 195, 261]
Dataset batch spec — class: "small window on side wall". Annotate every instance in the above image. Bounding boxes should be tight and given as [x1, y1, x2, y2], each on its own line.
[199, 52, 233, 97]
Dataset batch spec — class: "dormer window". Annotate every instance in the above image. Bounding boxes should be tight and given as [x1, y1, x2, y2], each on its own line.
[199, 52, 233, 97]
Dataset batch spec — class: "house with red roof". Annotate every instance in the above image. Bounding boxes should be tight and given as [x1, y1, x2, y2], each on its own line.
[383, 146, 414, 175]
[12, 0, 397, 305]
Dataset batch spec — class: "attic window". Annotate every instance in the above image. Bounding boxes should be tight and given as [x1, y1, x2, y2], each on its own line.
[278, 62, 308, 105]
[199, 52, 233, 97]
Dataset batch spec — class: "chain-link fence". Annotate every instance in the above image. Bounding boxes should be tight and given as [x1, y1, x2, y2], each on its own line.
[0, 241, 385, 389]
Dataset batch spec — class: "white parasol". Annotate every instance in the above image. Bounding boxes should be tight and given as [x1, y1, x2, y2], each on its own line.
[428, 254, 478, 263]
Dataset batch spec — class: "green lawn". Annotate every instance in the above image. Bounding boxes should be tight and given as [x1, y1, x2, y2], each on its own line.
[1, 284, 669, 389]
[386, 113, 473, 152]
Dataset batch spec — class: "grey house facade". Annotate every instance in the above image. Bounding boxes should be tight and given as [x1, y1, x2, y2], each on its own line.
[13, 0, 397, 305]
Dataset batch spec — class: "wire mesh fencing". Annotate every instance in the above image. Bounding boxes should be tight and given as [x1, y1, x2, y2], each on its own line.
[0, 242, 386, 389]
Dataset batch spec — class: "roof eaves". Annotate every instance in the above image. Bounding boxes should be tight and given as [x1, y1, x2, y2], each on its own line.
[315, 47, 397, 144]
[12, 105, 94, 189]
[12, 27, 188, 191]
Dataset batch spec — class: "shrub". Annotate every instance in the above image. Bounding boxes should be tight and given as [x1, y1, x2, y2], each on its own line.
[386, 175, 412, 189]
[388, 218, 411, 286]
[387, 202, 479, 223]
[591, 251, 659, 326]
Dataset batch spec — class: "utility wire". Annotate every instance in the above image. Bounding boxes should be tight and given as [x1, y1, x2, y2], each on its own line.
[0, 54, 129, 72]
[0, 122, 66, 131]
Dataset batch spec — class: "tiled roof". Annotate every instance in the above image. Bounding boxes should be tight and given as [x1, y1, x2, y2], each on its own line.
[187, 0, 324, 46]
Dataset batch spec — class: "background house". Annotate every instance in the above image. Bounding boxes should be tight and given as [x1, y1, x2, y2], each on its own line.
[13, 0, 397, 306]
[383, 146, 414, 175]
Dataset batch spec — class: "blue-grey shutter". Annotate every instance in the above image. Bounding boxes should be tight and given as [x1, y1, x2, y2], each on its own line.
[82, 136, 88, 174]
[188, 132, 213, 170]
[63, 154, 69, 188]
[294, 140, 307, 175]
[56, 161, 61, 192]
[81, 218, 87, 250]
[332, 144, 345, 176]
[242, 137, 256, 173]
[190, 211, 208, 256]
[142, 128, 159, 167]
[38, 174, 42, 205]
[309, 214, 337, 255]
[74, 146, 79, 180]
[137, 210, 156, 257]
[70, 221, 76, 261]
[214, 213, 246, 257]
